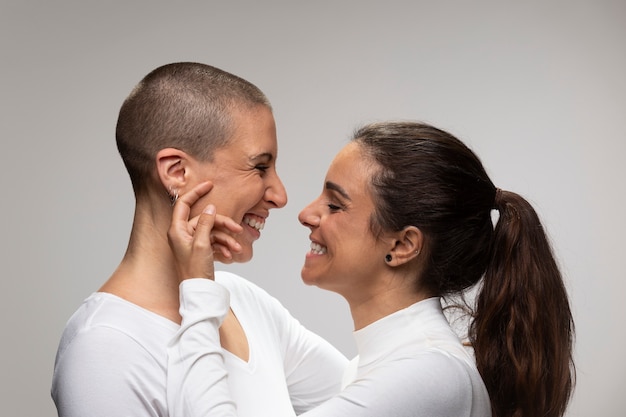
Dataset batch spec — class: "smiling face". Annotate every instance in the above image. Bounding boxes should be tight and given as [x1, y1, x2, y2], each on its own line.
[191, 105, 287, 263]
[298, 142, 391, 300]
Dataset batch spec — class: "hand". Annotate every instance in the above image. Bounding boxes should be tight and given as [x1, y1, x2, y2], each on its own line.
[168, 182, 243, 282]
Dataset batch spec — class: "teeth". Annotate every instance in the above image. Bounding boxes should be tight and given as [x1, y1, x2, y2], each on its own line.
[243, 216, 265, 231]
[310, 242, 327, 255]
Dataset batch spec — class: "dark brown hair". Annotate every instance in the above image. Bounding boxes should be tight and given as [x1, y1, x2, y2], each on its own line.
[353, 121, 575, 417]
[115, 62, 271, 195]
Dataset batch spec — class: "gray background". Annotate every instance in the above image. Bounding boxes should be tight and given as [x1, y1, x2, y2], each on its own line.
[2, 1, 624, 416]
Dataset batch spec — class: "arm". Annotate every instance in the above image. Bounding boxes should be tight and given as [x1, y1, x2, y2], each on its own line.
[165, 183, 242, 417]
[168, 282, 478, 417]
[284, 328, 348, 413]
[269, 297, 348, 413]
[294, 353, 478, 417]
[167, 279, 236, 417]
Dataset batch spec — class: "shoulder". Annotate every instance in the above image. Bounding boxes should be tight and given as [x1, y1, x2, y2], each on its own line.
[410, 350, 490, 415]
[405, 349, 477, 383]
[52, 300, 170, 416]
[54, 293, 176, 368]
[52, 294, 174, 410]
[371, 350, 485, 412]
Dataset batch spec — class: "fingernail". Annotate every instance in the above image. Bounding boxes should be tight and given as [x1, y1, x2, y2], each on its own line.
[204, 204, 215, 215]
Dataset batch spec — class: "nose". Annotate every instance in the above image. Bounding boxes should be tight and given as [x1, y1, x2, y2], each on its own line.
[266, 172, 288, 209]
[298, 198, 320, 229]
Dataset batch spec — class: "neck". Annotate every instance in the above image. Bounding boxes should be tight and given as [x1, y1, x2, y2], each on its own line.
[99, 197, 182, 323]
[345, 274, 430, 331]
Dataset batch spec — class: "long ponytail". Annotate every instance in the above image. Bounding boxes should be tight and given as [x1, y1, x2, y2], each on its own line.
[470, 190, 575, 417]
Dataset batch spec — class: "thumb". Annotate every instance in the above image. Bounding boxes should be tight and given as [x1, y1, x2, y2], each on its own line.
[194, 204, 216, 251]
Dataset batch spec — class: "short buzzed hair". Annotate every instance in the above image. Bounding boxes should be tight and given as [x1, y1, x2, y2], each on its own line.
[115, 62, 271, 195]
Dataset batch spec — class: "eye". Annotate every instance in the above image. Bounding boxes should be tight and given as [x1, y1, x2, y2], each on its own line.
[255, 164, 269, 173]
[327, 202, 343, 212]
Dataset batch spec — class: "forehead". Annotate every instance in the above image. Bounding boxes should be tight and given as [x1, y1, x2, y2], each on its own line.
[221, 105, 277, 158]
[327, 142, 376, 191]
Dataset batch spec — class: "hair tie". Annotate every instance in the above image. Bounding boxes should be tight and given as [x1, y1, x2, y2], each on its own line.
[493, 188, 503, 209]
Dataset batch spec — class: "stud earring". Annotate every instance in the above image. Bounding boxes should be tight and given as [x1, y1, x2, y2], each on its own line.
[385, 254, 392, 262]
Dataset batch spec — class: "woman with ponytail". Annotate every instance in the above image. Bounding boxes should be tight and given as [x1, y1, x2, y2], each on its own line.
[167, 121, 575, 417]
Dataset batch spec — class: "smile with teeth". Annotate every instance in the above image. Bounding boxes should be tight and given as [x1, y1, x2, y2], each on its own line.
[243, 215, 265, 231]
[310, 242, 327, 255]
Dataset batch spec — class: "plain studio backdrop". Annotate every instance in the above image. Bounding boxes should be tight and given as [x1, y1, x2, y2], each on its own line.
[1, 1, 624, 416]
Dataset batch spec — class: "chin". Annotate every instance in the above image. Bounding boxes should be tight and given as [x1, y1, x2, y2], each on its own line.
[214, 249, 252, 264]
[232, 249, 253, 263]
[300, 269, 318, 287]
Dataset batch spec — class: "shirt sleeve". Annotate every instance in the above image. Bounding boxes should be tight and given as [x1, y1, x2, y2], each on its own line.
[167, 279, 236, 417]
[51, 326, 167, 417]
[294, 352, 476, 417]
[268, 298, 348, 413]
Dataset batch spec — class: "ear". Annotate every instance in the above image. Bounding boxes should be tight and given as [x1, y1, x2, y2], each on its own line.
[156, 148, 190, 192]
[387, 225, 424, 266]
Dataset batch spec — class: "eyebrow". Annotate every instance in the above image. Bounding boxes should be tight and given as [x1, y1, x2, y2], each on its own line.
[250, 152, 274, 162]
[325, 181, 351, 201]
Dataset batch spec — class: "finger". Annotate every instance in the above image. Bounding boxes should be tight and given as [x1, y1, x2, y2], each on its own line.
[188, 207, 242, 236]
[176, 181, 214, 208]
[212, 243, 235, 265]
[212, 243, 232, 260]
[211, 231, 242, 254]
[170, 182, 214, 237]
[214, 214, 244, 234]
[193, 204, 217, 252]
[188, 215, 200, 234]
[179, 204, 217, 280]
[170, 199, 192, 242]
[188, 214, 242, 252]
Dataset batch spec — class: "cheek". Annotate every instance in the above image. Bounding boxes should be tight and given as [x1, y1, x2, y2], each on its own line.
[235, 184, 265, 211]
[193, 187, 232, 217]
[251, 185, 266, 202]
[215, 190, 250, 219]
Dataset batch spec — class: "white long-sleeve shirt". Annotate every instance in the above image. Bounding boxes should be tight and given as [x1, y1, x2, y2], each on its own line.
[169, 279, 492, 417]
[51, 271, 347, 417]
